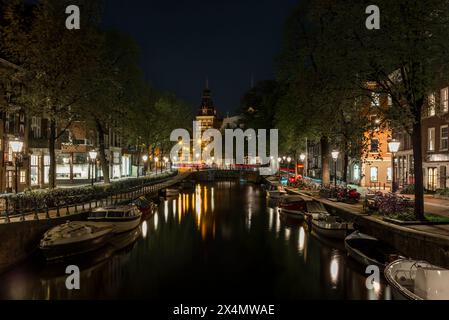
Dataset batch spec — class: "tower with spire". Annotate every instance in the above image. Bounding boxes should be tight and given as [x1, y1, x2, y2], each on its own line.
[196, 80, 218, 136]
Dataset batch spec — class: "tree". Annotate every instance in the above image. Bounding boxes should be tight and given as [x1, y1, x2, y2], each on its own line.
[1, 0, 102, 188]
[278, 0, 449, 219]
[276, 1, 372, 186]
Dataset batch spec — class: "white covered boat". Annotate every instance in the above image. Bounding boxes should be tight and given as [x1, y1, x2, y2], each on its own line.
[88, 205, 142, 234]
[384, 259, 449, 300]
[311, 215, 354, 239]
[40, 221, 113, 260]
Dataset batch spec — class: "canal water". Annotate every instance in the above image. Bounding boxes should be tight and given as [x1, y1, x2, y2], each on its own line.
[0, 181, 391, 300]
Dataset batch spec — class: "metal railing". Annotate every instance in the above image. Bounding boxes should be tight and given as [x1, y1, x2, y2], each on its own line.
[1, 172, 188, 224]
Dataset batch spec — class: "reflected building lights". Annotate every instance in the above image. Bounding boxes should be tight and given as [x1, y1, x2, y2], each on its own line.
[211, 187, 215, 212]
[268, 208, 274, 231]
[154, 213, 159, 230]
[275, 208, 281, 235]
[142, 221, 148, 239]
[330, 253, 340, 288]
[164, 200, 169, 222]
[298, 227, 305, 253]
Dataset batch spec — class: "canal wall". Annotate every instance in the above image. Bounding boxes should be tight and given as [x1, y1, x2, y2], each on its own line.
[319, 200, 449, 267]
[0, 212, 88, 274]
[0, 172, 191, 275]
[263, 177, 449, 267]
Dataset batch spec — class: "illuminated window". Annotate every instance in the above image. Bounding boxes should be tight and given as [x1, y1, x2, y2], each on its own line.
[353, 164, 360, 180]
[441, 88, 449, 113]
[371, 93, 380, 107]
[387, 167, 392, 182]
[428, 127, 435, 151]
[441, 125, 448, 150]
[370, 167, 378, 182]
[31, 155, 39, 186]
[20, 170, 26, 184]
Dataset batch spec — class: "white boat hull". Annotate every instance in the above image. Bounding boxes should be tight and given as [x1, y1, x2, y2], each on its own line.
[311, 220, 353, 239]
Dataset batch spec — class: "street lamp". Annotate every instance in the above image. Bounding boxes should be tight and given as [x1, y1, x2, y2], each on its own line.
[9, 138, 24, 193]
[300, 153, 306, 177]
[331, 150, 339, 191]
[88, 150, 98, 186]
[287, 156, 292, 177]
[154, 156, 159, 174]
[388, 139, 401, 193]
[142, 155, 148, 176]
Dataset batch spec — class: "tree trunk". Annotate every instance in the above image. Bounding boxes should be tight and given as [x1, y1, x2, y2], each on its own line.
[48, 119, 57, 189]
[320, 136, 330, 186]
[95, 119, 110, 184]
[411, 107, 425, 220]
[342, 145, 349, 184]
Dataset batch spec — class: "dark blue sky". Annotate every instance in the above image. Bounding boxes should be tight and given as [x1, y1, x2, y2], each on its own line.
[103, 0, 297, 115]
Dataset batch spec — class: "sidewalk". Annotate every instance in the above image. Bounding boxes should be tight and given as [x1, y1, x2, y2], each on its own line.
[303, 176, 449, 218]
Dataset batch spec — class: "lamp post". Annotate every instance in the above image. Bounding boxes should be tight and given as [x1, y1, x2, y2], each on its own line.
[388, 139, 401, 193]
[287, 156, 292, 179]
[331, 150, 339, 192]
[154, 156, 159, 174]
[142, 155, 148, 176]
[88, 150, 98, 186]
[277, 157, 282, 181]
[300, 153, 306, 177]
[9, 138, 24, 194]
[163, 157, 168, 172]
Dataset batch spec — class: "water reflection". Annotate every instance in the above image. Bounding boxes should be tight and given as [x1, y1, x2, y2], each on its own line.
[0, 181, 392, 300]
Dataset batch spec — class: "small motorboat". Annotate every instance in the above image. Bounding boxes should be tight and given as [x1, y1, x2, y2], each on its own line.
[40, 221, 113, 261]
[303, 200, 330, 221]
[88, 205, 142, 234]
[384, 259, 449, 300]
[345, 231, 403, 271]
[132, 196, 156, 217]
[278, 195, 307, 219]
[311, 215, 354, 239]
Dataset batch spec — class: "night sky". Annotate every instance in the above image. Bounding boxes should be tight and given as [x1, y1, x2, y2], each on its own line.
[103, 0, 297, 116]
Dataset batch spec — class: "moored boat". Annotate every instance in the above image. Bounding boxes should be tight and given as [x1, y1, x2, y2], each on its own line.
[40, 221, 113, 261]
[344, 231, 403, 271]
[278, 195, 306, 219]
[88, 205, 142, 234]
[384, 259, 449, 300]
[133, 196, 156, 217]
[311, 215, 354, 239]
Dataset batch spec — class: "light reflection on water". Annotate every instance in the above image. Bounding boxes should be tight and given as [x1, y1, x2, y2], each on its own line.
[0, 181, 392, 300]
